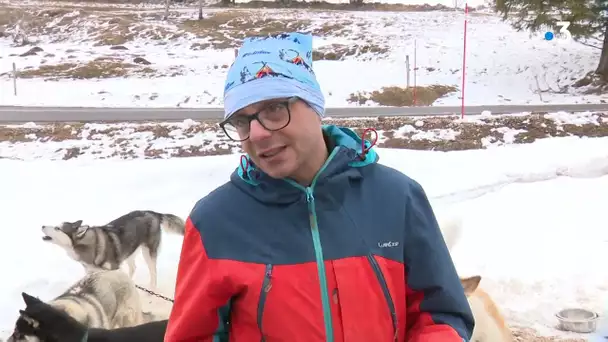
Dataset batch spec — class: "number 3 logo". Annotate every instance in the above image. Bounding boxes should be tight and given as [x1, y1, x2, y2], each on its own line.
[556, 21, 572, 42]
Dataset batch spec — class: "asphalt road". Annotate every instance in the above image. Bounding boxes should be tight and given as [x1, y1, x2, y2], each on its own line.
[0, 103, 607, 123]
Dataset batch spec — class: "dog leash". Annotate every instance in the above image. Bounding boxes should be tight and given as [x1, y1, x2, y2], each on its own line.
[135, 284, 174, 303]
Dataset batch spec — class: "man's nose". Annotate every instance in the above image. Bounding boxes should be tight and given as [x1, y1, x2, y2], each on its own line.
[249, 119, 272, 142]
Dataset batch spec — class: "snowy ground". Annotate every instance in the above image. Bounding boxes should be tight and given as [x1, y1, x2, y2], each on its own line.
[0, 0, 604, 108]
[1, 135, 608, 341]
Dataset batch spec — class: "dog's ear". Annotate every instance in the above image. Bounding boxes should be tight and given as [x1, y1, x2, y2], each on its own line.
[460, 275, 481, 295]
[75, 225, 90, 238]
[22, 292, 43, 307]
[18, 310, 40, 328]
[73, 220, 83, 227]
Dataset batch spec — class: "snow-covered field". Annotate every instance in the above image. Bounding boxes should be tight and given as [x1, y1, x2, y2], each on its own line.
[0, 0, 604, 108]
[1, 135, 608, 340]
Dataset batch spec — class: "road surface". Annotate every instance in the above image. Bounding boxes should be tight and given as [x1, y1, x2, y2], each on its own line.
[0, 103, 607, 123]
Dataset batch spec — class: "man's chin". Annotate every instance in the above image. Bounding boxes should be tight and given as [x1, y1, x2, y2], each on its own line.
[259, 166, 292, 180]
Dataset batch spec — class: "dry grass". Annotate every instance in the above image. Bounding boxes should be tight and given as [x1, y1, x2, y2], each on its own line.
[0, 7, 84, 39]
[90, 14, 182, 46]
[17, 57, 155, 79]
[1, 5, 381, 52]
[348, 85, 458, 106]
[334, 113, 608, 151]
[214, 0, 455, 12]
[0, 6, 176, 46]
[2, 113, 608, 160]
[179, 11, 319, 49]
[312, 43, 388, 61]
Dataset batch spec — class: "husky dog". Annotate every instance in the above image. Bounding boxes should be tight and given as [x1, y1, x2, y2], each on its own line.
[7, 270, 144, 342]
[41, 210, 185, 291]
[461, 276, 514, 342]
[8, 292, 165, 342]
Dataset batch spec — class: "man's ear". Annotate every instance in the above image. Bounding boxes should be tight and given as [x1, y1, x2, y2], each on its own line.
[22, 292, 43, 307]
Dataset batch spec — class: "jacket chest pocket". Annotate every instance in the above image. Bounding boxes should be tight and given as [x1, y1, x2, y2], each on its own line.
[255, 263, 329, 341]
[332, 256, 399, 341]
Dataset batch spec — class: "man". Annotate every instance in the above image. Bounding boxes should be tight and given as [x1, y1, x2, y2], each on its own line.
[164, 32, 474, 342]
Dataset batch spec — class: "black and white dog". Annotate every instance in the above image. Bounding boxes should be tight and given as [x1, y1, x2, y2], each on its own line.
[8, 293, 167, 342]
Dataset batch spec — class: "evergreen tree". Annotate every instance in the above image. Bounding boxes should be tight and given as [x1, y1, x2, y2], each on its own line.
[494, 0, 608, 82]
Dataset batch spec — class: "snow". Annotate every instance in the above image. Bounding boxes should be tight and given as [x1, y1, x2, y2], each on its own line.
[1, 136, 607, 339]
[0, 0, 604, 108]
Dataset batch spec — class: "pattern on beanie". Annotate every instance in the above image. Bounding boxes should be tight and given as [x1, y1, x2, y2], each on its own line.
[223, 32, 317, 95]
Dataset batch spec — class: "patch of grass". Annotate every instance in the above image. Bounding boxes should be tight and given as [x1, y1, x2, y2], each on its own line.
[312, 22, 353, 36]
[18, 57, 153, 79]
[0, 7, 83, 41]
[93, 18, 182, 46]
[348, 85, 458, 106]
[180, 10, 348, 49]
[91, 16, 137, 46]
[312, 43, 388, 61]
[212, 1, 455, 12]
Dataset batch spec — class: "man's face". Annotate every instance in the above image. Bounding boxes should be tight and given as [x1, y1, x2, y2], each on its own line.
[228, 98, 321, 180]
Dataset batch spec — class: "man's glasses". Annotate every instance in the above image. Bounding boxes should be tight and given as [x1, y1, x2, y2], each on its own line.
[220, 97, 298, 142]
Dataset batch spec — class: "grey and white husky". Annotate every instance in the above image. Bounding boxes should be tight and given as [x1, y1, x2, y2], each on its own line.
[7, 269, 144, 342]
[41, 210, 185, 291]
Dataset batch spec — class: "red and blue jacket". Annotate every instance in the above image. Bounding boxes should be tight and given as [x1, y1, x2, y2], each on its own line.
[164, 125, 474, 342]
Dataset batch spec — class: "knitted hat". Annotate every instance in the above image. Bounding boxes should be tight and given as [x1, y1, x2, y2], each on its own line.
[223, 32, 325, 119]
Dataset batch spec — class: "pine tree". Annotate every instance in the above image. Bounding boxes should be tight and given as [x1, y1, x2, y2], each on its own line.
[494, 0, 608, 82]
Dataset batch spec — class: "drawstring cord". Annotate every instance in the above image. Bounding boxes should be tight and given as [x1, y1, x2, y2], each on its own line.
[359, 127, 378, 160]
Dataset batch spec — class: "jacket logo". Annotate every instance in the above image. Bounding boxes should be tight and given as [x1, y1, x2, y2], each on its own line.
[378, 241, 399, 248]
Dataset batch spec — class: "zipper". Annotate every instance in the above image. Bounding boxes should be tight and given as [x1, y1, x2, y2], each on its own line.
[367, 254, 398, 340]
[257, 264, 273, 342]
[285, 148, 339, 342]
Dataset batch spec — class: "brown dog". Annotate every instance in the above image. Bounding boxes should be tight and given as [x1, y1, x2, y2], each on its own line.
[461, 275, 514, 342]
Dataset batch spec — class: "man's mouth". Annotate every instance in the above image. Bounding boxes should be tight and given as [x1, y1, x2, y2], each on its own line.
[259, 146, 286, 159]
[42, 236, 52, 241]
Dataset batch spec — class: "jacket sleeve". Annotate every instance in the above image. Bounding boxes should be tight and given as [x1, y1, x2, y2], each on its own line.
[403, 180, 475, 342]
[164, 217, 235, 342]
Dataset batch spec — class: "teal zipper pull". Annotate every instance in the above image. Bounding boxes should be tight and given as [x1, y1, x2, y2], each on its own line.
[305, 187, 314, 202]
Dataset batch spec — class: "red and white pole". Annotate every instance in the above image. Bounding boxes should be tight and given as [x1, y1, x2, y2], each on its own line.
[461, 3, 469, 119]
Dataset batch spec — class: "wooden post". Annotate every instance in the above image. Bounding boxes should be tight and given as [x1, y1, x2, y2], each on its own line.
[12, 62, 17, 96]
[405, 55, 410, 88]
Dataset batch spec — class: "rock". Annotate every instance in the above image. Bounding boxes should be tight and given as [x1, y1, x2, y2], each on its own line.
[110, 45, 129, 50]
[133, 57, 151, 65]
[20, 46, 43, 57]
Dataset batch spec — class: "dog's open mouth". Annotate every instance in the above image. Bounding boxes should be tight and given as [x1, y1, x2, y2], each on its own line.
[42, 236, 52, 241]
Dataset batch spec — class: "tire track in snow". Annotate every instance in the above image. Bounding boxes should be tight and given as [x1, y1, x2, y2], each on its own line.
[431, 156, 608, 205]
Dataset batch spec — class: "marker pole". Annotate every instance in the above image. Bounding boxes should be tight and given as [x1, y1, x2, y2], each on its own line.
[413, 39, 417, 106]
[461, 3, 468, 119]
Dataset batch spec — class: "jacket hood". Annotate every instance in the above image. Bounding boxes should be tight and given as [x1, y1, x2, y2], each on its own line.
[230, 125, 379, 204]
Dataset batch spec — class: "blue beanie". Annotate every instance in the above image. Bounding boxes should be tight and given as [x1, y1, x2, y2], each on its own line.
[223, 32, 325, 120]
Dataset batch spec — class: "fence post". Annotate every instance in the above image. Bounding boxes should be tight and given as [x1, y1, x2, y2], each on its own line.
[405, 55, 410, 88]
[413, 40, 417, 106]
[12, 62, 17, 96]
